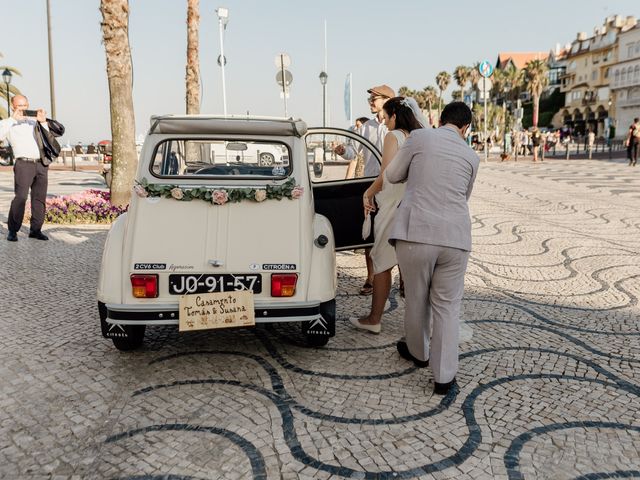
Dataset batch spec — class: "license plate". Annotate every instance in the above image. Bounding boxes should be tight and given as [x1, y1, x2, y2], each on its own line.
[169, 274, 262, 295]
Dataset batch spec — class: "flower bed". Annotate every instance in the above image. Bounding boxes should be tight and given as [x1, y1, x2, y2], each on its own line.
[27, 189, 128, 224]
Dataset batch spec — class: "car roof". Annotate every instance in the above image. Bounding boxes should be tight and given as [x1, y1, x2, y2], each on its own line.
[148, 115, 308, 137]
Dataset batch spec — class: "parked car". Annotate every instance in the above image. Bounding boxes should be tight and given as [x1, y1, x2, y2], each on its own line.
[97, 115, 381, 351]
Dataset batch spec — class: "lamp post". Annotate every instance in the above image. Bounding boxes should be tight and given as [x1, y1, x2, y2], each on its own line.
[502, 84, 510, 156]
[216, 7, 229, 117]
[319, 71, 328, 127]
[2, 69, 11, 119]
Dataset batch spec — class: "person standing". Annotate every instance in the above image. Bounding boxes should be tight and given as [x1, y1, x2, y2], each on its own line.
[0, 95, 64, 241]
[626, 118, 640, 166]
[334, 84, 395, 295]
[349, 97, 426, 333]
[385, 102, 479, 395]
[531, 127, 542, 162]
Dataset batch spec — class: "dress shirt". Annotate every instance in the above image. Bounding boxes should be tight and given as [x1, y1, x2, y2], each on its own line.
[341, 115, 387, 177]
[0, 117, 43, 160]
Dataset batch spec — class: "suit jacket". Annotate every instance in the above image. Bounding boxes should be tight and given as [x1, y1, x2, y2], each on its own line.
[385, 125, 480, 252]
[35, 118, 65, 166]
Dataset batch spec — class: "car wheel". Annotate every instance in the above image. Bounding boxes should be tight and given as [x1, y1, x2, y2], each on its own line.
[302, 299, 335, 347]
[98, 301, 146, 351]
[258, 152, 275, 166]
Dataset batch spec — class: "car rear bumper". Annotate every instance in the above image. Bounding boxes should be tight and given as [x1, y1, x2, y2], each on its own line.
[104, 300, 322, 325]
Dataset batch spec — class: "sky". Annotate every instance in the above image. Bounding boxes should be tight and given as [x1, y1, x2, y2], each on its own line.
[2, 0, 638, 144]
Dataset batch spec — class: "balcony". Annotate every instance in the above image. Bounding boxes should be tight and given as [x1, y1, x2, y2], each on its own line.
[616, 97, 640, 108]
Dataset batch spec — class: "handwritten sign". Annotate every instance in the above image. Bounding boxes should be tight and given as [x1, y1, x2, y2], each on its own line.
[179, 291, 255, 332]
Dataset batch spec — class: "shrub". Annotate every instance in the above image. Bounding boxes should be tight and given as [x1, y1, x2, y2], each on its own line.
[27, 189, 128, 224]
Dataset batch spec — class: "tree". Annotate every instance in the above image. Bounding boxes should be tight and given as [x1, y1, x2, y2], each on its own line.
[469, 62, 481, 104]
[398, 85, 412, 97]
[186, 0, 200, 114]
[453, 65, 471, 105]
[524, 59, 549, 128]
[422, 86, 438, 126]
[435, 71, 451, 122]
[0, 53, 23, 119]
[100, 0, 137, 207]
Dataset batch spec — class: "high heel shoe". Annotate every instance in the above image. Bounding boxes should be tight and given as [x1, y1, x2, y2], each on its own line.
[348, 317, 381, 334]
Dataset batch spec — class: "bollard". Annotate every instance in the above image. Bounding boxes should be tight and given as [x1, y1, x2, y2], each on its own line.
[71, 149, 76, 172]
[566, 143, 570, 160]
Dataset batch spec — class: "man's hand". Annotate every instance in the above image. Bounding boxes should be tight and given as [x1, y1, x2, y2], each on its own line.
[333, 144, 346, 156]
[12, 109, 24, 122]
[36, 109, 47, 124]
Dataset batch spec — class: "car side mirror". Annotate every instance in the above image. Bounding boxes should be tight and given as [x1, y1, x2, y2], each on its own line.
[313, 161, 324, 177]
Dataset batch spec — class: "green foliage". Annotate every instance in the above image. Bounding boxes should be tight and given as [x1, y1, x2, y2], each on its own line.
[136, 177, 301, 204]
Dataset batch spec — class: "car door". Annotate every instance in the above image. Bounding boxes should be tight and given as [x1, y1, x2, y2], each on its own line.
[305, 128, 382, 251]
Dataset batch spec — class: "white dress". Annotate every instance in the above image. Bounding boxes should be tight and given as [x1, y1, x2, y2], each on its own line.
[371, 130, 407, 274]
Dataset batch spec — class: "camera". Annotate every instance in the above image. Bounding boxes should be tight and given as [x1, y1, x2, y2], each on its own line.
[21, 109, 38, 117]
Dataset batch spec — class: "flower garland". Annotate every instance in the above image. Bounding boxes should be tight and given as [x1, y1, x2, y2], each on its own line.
[134, 177, 303, 205]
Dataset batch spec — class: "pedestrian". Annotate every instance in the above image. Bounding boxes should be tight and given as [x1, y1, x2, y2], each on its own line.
[334, 84, 395, 295]
[626, 118, 640, 166]
[349, 97, 426, 333]
[0, 95, 64, 241]
[344, 116, 371, 179]
[385, 101, 479, 395]
[531, 127, 542, 162]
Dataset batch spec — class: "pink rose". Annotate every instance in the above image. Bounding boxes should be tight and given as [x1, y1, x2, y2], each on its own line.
[254, 189, 267, 202]
[170, 187, 184, 200]
[212, 189, 229, 205]
[133, 184, 148, 198]
[291, 186, 304, 199]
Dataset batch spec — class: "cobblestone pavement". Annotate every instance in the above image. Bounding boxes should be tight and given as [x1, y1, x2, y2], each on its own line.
[1, 158, 639, 479]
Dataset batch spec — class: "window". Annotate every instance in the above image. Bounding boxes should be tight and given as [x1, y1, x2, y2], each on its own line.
[628, 66, 634, 83]
[604, 67, 609, 79]
[622, 68, 627, 83]
[636, 42, 640, 54]
[635, 65, 640, 82]
[592, 70, 597, 81]
[615, 69, 620, 85]
[150, 139, 291, 179]
[619, 90, 626, 100]
[629, 44, 635, 58]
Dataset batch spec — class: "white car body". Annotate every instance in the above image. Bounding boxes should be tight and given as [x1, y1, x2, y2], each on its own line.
[97, 115, 381, 350]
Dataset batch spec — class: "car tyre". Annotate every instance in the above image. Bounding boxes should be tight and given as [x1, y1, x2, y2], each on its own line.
[303, 299, 335, 347]
[98, 301, 146, 351]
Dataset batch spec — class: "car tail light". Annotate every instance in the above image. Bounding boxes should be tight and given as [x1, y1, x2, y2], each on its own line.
[131, 274, 159, 298]
[271, 274, 298, 297]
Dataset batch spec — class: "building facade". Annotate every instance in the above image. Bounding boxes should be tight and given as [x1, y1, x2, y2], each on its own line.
[556, 15, 637, 137]
[610, 25, 640, 137]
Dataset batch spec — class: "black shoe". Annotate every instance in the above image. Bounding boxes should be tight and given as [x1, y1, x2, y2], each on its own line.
[396, 340, 429, 368]
[28, 230, 49, 241]
[7, 231, 17, 242]
[434, 378, 456, 395]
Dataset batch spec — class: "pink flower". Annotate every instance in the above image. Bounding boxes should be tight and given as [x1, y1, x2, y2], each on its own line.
[133, 184, 148, 198]
[291, 185, 304, 199]
[212, 189, 229, 205]
[170, 187, 184, 200]
[254, 189, 267, 202]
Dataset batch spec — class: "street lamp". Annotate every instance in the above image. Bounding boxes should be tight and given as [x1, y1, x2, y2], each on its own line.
[319, 71, 328, 127]
[216, 6, 229, 117]
[2, 69, 11, 118]
[502, 83, 510, 155]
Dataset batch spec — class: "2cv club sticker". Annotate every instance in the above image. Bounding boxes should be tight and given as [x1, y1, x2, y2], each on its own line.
[179, 291, 255, 332]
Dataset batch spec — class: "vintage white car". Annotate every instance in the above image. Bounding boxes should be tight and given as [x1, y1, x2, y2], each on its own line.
[97, 115, 381, 351]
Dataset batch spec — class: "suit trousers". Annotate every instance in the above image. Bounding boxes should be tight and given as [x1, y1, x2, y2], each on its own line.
[8, 159, 48, 233]
[395, 240, 469, 384]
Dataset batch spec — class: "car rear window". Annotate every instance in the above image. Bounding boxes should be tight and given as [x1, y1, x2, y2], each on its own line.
[150, 139, 291, 178]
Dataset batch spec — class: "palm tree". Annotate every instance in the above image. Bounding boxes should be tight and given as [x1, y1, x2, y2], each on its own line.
[0, 53, 22, 119]
[100, 0, 137, 207]
[435, 71, 451, 122]
[453, 66, 471, 105]
[524, 59, 549, 128]
[398, 85, 413, 97]
[469, 62, 481, 105]
[421, 86, 438, 126]
[186, 0, 200, 114]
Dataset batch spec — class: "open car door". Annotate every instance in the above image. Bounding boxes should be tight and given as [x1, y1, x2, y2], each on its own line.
[305, 128, 382, 251]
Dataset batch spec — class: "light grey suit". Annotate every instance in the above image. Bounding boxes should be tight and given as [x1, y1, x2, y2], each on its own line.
[385, 125, 479, 384]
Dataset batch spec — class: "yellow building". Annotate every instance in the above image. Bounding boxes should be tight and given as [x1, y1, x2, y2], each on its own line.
[556, 15, 637, 137]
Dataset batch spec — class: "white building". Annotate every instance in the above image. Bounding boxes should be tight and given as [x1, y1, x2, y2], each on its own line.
[611, 25, 640, 136]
